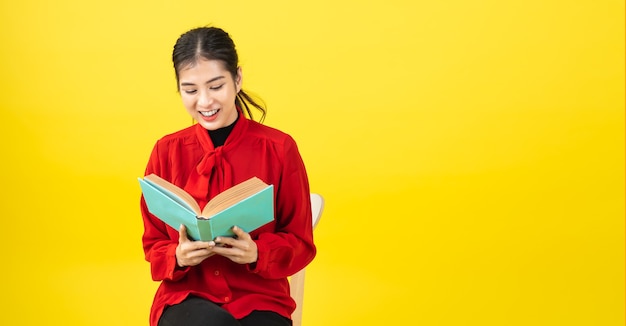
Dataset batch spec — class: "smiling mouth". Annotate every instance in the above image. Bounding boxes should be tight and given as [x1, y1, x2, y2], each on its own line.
[199, 109, 219, 117]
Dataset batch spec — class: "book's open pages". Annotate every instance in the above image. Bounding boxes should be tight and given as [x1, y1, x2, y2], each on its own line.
[143, 174, 270, 218]
[143, 174, 201, 214]
[201, 177, 270, 218]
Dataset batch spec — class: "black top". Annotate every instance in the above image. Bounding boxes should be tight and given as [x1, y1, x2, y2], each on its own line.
[207, 115, 238, 147]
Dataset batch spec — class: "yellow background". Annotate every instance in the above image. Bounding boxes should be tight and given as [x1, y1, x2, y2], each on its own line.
[0, 0, 623, 325]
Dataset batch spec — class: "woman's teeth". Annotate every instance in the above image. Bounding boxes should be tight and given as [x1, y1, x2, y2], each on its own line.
[200, 109, 218, 117]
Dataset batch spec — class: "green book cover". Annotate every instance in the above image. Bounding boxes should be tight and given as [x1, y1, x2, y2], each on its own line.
[138, 175, 274, 241]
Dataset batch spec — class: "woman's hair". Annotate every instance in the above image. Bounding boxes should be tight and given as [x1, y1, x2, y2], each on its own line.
[172, 26, 266, 122]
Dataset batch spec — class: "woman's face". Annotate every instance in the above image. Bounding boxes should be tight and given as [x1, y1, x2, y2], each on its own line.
[178, 59, 242, 130]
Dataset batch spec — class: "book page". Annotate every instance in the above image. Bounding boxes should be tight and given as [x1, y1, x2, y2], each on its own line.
[201, 177, 269, 217]
[144, 174, 201, 215]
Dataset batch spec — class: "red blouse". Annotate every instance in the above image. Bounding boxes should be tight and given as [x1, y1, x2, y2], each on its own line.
[140, 116, 315, 326]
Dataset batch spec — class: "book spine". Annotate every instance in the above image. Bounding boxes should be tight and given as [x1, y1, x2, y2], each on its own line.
[209, 220, 215, 242]
[196, 218, 214, 242]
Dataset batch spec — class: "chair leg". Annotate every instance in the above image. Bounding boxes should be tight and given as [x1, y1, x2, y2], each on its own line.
[290, 269, 306, 326]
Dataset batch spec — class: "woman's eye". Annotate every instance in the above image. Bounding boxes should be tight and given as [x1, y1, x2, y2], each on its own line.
[184, 90, 197, 94]
[210, 84, 224, 90]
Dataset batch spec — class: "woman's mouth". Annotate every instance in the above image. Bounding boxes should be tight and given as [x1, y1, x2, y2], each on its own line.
[199, 109, 219, 117]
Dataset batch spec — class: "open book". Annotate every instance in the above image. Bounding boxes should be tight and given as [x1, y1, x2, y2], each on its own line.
[138, 174, 274, 241]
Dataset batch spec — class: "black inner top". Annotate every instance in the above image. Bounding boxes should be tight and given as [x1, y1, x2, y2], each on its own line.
[207, 114, 238, 147]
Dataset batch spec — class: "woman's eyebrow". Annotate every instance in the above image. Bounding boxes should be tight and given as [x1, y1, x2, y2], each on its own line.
[180, 76, 225, 87]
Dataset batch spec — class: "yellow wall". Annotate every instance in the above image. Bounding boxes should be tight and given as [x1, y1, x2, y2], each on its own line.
[0, 1, 623, 325]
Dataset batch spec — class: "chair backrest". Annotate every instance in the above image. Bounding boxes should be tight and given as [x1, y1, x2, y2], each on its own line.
[290, 193, 324, 326]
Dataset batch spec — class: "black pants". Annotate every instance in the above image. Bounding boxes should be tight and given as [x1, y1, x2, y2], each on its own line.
[158, 296, 292, 326]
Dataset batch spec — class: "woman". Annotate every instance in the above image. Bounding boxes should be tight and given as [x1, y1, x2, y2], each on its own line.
[140, 26, 316, 326]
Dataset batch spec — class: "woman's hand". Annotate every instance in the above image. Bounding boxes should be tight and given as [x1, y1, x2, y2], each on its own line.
[211, 226, 259, 264]
[175, 224, 215, 267]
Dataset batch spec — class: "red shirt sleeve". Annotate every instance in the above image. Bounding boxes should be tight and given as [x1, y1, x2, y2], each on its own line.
[140, 140, 191, 282]
[252, 135, 316, 279]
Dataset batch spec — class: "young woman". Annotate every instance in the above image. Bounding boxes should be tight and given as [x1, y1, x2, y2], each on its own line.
[140, 26, 316, 326]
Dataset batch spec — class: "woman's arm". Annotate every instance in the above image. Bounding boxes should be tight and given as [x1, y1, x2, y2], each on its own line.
[249, 136, 317, 279]
[140, 141, 192, 281]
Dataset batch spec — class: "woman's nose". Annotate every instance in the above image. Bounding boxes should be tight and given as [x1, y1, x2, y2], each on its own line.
[197, 91, 213, 107]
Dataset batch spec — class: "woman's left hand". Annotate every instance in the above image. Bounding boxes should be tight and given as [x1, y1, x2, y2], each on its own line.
[211, 226, 258, 264]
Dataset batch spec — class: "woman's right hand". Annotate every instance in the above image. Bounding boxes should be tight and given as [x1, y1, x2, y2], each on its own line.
[175, 224, 215, 267]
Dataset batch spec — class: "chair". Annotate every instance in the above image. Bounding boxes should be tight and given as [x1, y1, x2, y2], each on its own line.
[290, 193, 324, 326]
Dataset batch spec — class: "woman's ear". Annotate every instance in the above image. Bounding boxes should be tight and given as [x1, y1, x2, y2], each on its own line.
[235, 67, 243, 93]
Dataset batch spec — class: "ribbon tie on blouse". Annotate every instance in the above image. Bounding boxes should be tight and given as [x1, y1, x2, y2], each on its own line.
[184, 125, 235, 203]
[194, 145, 233, 192]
